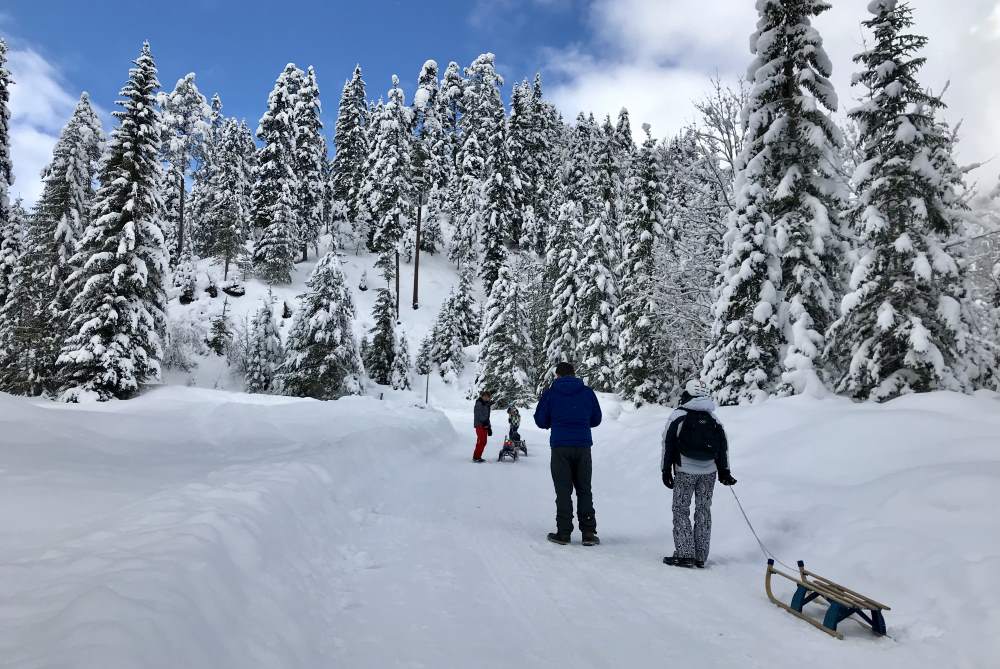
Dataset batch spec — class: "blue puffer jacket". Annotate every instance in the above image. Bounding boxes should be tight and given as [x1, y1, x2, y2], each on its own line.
[533, 376, 603, 447]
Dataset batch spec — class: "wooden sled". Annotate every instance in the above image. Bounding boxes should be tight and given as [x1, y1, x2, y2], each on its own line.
[765, 559, 890, 640]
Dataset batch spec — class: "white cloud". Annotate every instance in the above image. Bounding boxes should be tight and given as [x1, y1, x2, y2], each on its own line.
[7, 47, 79, 205]
[547, 0, 1000, 185]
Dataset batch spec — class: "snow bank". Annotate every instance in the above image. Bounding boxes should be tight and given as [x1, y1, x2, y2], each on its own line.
[0, 387, 454, 668]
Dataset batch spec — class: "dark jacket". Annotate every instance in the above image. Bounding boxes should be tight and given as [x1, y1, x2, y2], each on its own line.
[533, 376, 602, 447]
[661, 396, 730, 472]
[474, 398, 492, 428]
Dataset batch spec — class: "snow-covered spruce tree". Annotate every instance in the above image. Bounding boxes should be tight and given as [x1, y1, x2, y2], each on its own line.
[478, 104, 515, 293]
[34, 93, 103, 300]
[210, 118, 255, 280]
[365, 286, 397, 385]
[475, 262, 533, 407]
[187, 93, 224, 257]
[438, 61, 465, 180]
[252, 64, 300, 284]
[0, 99, 102, 395]
[0, 202, 39, 394]
[245, 297, 283, 394]
[415, 335, 433, 377]
[826, 0, 980, 400]
[427, 290, 466, 382]
[354, 99, 382, 251]
[412, 60, 447, 195]
[451, 264, 480, 346]
[362, 76, 413, 277]
[0, 39, 13, 307]
[279, 251, 364, 399]
[506, 80, 538, 249]
[158, 73, 211, 263]
[420, 182, 446, 254]
[575, 116, 625, 392]
[57, 43, 169, 402]
[175, 238, 197, 302]
[541, 201, 584, 388]
[390, 324, 412, 390]
[614, 124, 666, 405]
[293, 66, 326, 261]
[331, 65, 368, 231]
[703, 0, 843, 404]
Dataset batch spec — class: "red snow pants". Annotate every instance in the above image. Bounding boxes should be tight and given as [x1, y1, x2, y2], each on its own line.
[473, 426, 489, 460]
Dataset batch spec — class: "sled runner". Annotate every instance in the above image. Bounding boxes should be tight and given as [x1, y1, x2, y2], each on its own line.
[765, 559, 890, 640]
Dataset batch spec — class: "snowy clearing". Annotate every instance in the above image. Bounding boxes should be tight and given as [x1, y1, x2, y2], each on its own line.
[2, 386, 998, 668]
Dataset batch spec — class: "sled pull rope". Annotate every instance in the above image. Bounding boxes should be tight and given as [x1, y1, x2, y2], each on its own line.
[729, 487, 796, 572]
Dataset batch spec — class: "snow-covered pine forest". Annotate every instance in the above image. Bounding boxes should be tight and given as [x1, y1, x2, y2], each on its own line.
[1, 2, 998, 405]
[1, 2, 1000, 667]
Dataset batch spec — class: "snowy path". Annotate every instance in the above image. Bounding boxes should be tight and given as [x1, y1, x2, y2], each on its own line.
[322, 402, 923, 669]
[2, 388, 998, 668]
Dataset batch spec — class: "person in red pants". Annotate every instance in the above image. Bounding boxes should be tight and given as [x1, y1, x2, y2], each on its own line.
[472, 390, 493, 462]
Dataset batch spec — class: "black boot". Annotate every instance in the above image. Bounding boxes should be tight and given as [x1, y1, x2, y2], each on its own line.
[547, 532, 571, 545]
[581, 533, 600, 546]
[663, 555, 696, 568]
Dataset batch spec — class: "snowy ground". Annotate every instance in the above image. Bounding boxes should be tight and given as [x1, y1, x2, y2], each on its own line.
[2, 384, 998, 668]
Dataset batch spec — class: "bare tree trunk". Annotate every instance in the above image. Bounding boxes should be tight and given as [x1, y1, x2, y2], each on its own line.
[412, 195, 422, 310]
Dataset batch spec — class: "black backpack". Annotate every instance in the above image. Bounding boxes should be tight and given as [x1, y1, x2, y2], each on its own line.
[676, 410, 725, 461]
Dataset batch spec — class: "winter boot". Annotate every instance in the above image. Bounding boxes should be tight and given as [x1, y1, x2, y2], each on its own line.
[663, 556, 696, 568]
[547, 532, 571, 545]
[582, 533, 601, 546]
[472, 457, 486, 463]
[694, 559, 706, 569]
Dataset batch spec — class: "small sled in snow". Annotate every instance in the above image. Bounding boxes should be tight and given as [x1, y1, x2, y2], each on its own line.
[765, 559, 890, 640]
[498, 435, 526, 462]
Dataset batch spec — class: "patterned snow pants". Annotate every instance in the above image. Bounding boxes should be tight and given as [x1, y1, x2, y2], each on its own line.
[672, 471, 716, 562]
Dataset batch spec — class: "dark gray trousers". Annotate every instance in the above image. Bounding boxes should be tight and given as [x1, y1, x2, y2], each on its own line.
[550, 447, 596, 535]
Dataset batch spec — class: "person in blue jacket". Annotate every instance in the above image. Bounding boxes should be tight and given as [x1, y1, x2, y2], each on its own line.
[534, 362, 603, 546]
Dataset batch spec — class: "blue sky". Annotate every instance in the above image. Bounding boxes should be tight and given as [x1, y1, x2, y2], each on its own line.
[4, 0, 999, 203]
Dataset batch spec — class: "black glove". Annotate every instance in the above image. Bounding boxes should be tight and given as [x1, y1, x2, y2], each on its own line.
[486, 423, 493, 437]
[718, 469, 737, 486]
[662, 469, 674, 489]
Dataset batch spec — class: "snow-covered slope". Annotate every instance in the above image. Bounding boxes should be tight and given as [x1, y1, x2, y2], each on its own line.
[165, 240, 481, 393]
[2, 386, 998, 668]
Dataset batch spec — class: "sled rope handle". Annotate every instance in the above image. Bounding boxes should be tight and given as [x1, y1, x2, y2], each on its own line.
[729, 487, 796, 572]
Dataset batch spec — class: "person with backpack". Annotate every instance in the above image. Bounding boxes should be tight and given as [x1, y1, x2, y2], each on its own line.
[472, 391, 493, 463]
[534, 362, 603, 546]
[661, 380, 737, 568]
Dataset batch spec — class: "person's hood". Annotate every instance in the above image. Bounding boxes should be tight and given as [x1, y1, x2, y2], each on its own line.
[680, 396, 717, 413]
[551, 376, 588, 396]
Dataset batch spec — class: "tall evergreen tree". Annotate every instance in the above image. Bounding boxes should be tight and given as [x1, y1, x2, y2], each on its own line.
[542, 201, 584, 387]
[615, 124, 666, 404]
[279, 251, 364, 399]
[365, 286, 398, 385]
[0, 201, 43, 394]
[331, 65, 369, 228]
[390, 324, 412, 390]
[825, 0, 978, 401]
[576, 116, 625, 391]
[703, 0, 842, 404]
[438, 61, 465, 177]
[427, 289, 466, 383]
[0, 39, 14, 307]
[362, 76, 413, 276]
[245, 297, 282, 394]
[187, 93, 224, 257]
[293, 66, 326, 261]
[252, 64, 300, 284]
[57, 43, 168, 402]
[211, 119, 255, 280]
[475, 263, 532, 407]
[158, 73, 211, 263]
